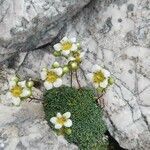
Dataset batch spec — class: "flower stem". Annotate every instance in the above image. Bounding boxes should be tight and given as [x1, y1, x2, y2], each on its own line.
[79, 66, 87, 81]
[75, 71, 81, 89]
[96, 94, 103, 101]
[29, 97, 43, 102]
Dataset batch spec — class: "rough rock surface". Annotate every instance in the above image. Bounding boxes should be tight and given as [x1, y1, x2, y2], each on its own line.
[0, 0, 90, 62]
[0, 102, 78, 150]
[0, 0, 150, 150]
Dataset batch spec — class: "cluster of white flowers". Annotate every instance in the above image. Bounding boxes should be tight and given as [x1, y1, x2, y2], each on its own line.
[53, 37, 84, 71]
[41, 37, 85, 90]
[3, 36, 114, 136]
[6, 76, 34, 106]
[41, 37, 114, 92]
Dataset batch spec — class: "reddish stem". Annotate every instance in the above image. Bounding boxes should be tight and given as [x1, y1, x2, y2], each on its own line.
[79, 66, 87, 81]
[75, 71, 81, 89]
[29, 97, 43, 102]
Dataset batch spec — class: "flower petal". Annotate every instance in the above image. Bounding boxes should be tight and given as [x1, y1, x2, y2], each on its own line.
[50, 117, 57, 124]
[68, 56, 75, 61]
[62, 50, 70, 56]
[70, 37, 76, 43]
[9, 80, 17, 89]
[44, 81, 53, 90]
[11, 76, 19, 82]
[71, 44, 77, 51]
[93, 83, 99, 88]
[92, 65, 102, 72]
[57, 113, 62, 118]
[12, 97, 21, 106]
[55, 124, 62, 129]
[54, 43, 61, 51]
[100, 79, 108, 88]
[60, 37, 69, 43]
[54, 68, 63, 76]
[102, 69, 110, 78]
[64, 119, 72, 127]
[53, 78, 62, 88]
[18, 81, 26, 88]
[6, 92, 13, 99]
[41, 69, 47, 80]
[63, 112, 71, 119]
[21, 88, 31, 97]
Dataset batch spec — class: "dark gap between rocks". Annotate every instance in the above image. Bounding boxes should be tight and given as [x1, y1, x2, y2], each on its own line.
[105, 131, 127, 150]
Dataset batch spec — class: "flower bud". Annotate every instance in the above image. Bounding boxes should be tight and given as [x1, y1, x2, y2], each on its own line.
[52, 62, 60, 68]
[27, 81, 34, 88]
[77, 43, 81, 48]
[53, 51, 61, 57]
[65, 128, 72, 135]
[63, 66, 69, 73]
[70, 61, 78, 70]
[108, 77, 115, 85]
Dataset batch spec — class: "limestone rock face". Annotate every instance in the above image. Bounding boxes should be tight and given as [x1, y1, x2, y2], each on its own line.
[0, 0, 90, 62]
[0, 0, 150, 150]
[0, 102, 78, 150]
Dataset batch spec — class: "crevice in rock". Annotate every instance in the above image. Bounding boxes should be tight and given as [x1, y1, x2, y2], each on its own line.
[35, 22, 68, 50]
[134, 59, 150, 132]
[105, 131, 127, 150]
[0, 5, 10, 23]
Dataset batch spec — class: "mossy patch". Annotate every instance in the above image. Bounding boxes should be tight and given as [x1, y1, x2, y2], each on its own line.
[43, 86, 108, 150]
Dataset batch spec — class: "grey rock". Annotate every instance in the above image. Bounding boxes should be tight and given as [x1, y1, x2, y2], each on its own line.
[0, 0, 91, 63]
[0, 0, 150, 149]
[0, 102, 78, 150]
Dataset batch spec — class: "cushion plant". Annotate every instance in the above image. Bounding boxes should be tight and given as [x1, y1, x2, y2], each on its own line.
[43, 86, 108, 150]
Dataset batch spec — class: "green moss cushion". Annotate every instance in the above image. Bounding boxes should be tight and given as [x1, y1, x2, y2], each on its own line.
[43, 86, 108, 150]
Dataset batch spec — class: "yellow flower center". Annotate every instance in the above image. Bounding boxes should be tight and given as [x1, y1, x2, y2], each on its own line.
[11, 85, 23, 97]
[46, 71, 58, 83]
[93, 71, 105, 83]
[57, 117, 67, 125]
[62, 42, 72, 51]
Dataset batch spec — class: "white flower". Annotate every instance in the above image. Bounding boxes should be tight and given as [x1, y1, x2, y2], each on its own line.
[87, 65, 110, 88]
[41, 67, 63, 90]
[7, 77, 32, 106]
[53, 37, 78, 56]
[50, 112, 72, 129]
